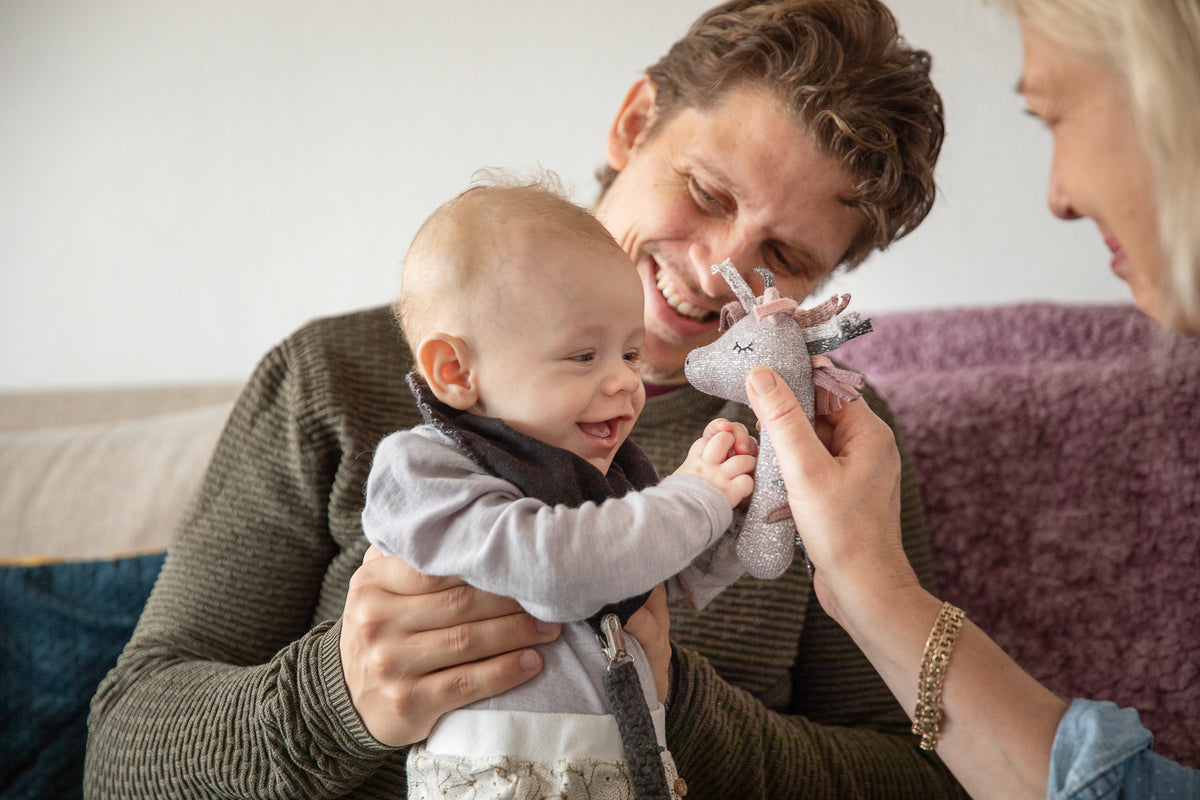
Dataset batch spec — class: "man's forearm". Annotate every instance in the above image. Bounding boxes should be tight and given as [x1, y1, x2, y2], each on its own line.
[665, 648, 968, 800]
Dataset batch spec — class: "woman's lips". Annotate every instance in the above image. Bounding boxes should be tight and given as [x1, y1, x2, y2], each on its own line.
[1105, 236, 1129, 280]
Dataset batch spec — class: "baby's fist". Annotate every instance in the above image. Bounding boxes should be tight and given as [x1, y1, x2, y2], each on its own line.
[677, 428, 756, 508]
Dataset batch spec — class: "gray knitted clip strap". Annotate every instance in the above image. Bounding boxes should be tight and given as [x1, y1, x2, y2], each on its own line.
[601, 614, 671, 800]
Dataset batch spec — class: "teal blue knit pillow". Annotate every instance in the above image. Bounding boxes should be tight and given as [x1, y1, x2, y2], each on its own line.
[0, 552, 166, 800]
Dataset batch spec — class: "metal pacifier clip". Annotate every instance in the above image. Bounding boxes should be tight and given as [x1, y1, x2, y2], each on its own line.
[600, 613, 673, 800]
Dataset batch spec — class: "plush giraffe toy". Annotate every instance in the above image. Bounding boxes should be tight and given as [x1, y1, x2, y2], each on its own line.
[684, 259, 872, 580]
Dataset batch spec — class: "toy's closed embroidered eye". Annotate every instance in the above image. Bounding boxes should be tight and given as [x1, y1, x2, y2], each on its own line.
[732, 341, 754, 354]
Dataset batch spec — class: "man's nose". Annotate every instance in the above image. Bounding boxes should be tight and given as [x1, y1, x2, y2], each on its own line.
[689, 235, 759, 297]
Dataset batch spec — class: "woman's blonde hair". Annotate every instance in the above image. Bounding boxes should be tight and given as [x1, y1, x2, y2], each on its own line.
[1002, 0, 1200, 332]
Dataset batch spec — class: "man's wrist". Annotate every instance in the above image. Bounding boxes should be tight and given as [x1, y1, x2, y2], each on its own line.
[664, 645, 679, 713]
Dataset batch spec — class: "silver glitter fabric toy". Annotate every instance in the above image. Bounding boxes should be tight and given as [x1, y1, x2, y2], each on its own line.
[684, 259, 873, 580]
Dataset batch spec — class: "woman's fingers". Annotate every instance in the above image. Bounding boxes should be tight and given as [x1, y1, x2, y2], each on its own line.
[744, 366, 905, 586]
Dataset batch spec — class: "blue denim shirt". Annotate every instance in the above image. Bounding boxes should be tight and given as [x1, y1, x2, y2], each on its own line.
[1048, 699, 1199, 799]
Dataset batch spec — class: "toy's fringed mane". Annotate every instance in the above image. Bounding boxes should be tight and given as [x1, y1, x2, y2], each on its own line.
[685, 259, 874, 579]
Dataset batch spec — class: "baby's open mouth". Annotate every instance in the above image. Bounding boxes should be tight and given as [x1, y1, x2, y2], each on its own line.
[656, 266, 715, 323]
[578, 420, 616, 439]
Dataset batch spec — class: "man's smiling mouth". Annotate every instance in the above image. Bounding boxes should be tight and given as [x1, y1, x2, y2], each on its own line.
[655, 265, 715, 323]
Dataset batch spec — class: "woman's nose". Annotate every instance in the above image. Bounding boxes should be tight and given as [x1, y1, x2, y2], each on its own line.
[1046, 163, 1082, 221]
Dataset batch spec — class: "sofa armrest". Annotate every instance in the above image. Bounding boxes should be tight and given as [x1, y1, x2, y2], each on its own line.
[0, 386, 239, 561]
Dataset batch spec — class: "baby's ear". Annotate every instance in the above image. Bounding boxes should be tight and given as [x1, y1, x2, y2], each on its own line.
[416, 334, 478, 410]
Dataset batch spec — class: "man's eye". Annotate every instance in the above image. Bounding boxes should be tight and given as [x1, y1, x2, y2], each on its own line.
[689, 176, 725, 214]
[767, 244, 792, 275]
[766, 244, 817, 280]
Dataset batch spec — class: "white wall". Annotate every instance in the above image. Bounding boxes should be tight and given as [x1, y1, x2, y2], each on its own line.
[0, 0, 1129, 390]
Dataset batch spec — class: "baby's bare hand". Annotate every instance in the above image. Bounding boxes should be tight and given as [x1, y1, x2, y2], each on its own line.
[676, 429, 756, 507]
[702, 417, 759, 458]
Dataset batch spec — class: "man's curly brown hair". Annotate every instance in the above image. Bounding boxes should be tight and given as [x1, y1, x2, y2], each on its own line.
[596, 0, 944, 269]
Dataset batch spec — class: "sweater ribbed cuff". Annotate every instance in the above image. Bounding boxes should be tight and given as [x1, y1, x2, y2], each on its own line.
[312, 618, 402, 757]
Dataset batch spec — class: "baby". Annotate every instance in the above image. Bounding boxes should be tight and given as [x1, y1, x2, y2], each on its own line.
[362, 173, 755, 800]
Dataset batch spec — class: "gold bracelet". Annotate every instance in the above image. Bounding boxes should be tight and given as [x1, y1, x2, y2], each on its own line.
[911, 601, 965, 751]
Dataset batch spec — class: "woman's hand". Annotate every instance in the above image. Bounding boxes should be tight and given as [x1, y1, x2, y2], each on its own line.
[747, 366, 1070, 800]
[743, 366, 918, 620]
[624, 583, 671, 704]
[339, 546, 561, 746]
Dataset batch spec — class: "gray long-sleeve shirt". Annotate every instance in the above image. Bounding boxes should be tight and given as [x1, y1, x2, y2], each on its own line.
[362, 424, 736, 713]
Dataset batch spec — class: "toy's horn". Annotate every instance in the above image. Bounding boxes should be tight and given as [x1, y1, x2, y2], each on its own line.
[754, 267, 775, 290]
[710, 259, 757, 312]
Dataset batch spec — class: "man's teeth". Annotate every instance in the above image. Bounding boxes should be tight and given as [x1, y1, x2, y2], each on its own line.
[656, 268, 711, 321]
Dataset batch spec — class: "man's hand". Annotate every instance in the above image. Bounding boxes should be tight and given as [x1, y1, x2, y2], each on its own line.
[339, 546, 561, 746]
[624, 583, 671, 705]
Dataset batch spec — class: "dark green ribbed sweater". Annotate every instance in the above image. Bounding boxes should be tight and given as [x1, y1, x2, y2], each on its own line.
[84, 306, 966, 799]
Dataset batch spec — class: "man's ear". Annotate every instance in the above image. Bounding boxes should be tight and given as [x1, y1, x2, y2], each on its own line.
[606, 76, 658, 172]
[416, 334, 478, 410]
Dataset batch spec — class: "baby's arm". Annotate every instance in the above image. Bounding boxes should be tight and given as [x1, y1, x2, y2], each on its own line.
[671, 418, 757, 508]
[363, 427, 736, 622]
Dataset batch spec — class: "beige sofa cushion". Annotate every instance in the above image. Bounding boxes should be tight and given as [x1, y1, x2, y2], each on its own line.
[1, 389, 238, 561]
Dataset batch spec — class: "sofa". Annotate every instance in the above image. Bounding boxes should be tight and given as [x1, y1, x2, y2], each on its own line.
[1, 302, 1197, 798]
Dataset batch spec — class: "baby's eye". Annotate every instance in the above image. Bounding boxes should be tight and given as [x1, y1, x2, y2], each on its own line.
[732, 341, 754, 354]
[571, 352, 596, 364]
[624, 349, 641, 364]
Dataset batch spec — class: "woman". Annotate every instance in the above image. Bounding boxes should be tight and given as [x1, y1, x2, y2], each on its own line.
[742, 1, 1200, 799]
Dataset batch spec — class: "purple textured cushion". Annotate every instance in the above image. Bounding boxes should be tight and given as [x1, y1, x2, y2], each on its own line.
[839, 302, 1200, 765]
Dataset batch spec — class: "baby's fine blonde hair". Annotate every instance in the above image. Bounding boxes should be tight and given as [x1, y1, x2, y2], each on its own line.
[396, 169, 624, 350]
[1001, 0, 1200, 332]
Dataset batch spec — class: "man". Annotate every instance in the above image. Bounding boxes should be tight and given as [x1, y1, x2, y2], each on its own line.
[86, 2, 965, 797]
